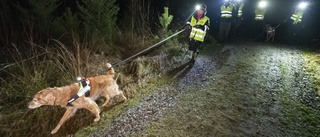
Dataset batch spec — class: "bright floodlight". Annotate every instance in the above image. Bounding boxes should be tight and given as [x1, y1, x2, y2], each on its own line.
[298, 2, 308, 9]
[259, 1, 267, 8]
[195, 5, 201, 10]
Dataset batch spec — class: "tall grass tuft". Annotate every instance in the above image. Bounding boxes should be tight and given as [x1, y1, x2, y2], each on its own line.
[0, 39, 91, 136]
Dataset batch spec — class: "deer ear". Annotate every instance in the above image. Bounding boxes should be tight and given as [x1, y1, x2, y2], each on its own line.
[46, 94, 56, 105]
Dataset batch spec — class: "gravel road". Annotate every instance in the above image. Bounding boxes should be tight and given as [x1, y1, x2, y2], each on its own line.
[87, 43, 320, 136]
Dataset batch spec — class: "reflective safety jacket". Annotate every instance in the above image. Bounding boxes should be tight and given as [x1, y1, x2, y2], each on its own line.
[237, 3, 244, 17]
[255, 8, 266, 20]
[189, 15, 210, 42]
[291, 9, 303, 24]
[221, 4, 234, 18]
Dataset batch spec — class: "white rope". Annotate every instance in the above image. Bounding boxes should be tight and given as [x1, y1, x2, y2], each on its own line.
[112, 29, 186, 67]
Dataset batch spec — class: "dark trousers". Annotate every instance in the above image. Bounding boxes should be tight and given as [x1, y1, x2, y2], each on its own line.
[288, 23, 302, 45]
[219, 22, 231, 42]
[233, 18, 243, 37]
[252, 20, 265, 41]
[188, 39, 202, 53]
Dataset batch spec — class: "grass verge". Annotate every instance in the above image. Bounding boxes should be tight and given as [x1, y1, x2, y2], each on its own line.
[303, 51, 320, 96]
[279, 49, 320, 136]
[75, 76, 173, 136]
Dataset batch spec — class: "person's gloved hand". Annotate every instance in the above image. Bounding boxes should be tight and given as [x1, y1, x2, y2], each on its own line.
[205, 25, 209, 31]
[186, 22, 192, 29]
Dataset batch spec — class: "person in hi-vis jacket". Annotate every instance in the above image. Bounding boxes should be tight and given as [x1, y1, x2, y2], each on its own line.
[186, 4, 210, 63]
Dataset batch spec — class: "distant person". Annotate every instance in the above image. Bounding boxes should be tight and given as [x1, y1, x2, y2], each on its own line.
[219, 0, 235, 43]
[186, 4, 210, 63]
[291, 9, 304, 25]
[234, 0, 245, 37]
[288, 4, 305, 44]
[253, 1, 267, 40]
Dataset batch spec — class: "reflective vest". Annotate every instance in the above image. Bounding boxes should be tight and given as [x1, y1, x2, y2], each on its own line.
[77, 80, 91, 97]
[255, 8, 266, 20]
[238, 3, 244, 17]
[189, 16, 210, 42]
[291, 9, 303, 24]
[221, 4, 234, 18]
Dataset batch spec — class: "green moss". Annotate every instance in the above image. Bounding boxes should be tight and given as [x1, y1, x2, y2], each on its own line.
[279, 50, 320, 135]
[302, 51, 320, 96]
[280, 95, 320, 135]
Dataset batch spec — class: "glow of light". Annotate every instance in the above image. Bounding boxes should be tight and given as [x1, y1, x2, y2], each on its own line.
[236, 0, 242, 2]
[259, 1, 267, 8]
[298, 2, 308, 9]
[195, 5, 201, 10]
[76, 77, 82, 81]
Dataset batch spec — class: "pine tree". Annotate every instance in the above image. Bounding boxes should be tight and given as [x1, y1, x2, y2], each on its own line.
[63, 8, 79, 32]
[77, 0, 119, 44]
[159, 7, 173, 32]
[25, 0, 61, 39]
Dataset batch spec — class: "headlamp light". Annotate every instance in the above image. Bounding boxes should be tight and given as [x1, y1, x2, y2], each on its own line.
[76, 77, 82, 81]
[298, 2, 308, 9]
[195, 5, 201, 10]
[258, 1, 267, 8]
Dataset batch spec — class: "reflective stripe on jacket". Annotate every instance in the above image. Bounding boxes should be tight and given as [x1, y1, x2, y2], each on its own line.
[238, 3, 244, 17]
[189, 16, 210, 42]
[255, 8, 266, 20]
[221, 4, 234, 18]
[291, 9, 303, 24]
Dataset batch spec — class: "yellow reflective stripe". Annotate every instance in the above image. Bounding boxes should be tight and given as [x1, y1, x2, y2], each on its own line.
[291, 16, 302, 20]
[221, 11, 232, 13]
[195, 34, 204, 39]
[221, 14, 232, 18]
[192, 28, 206, 34]
[255, 16, 264, 20]
[190, 27, 206, 42]
[194, 37, 204, 42]
[221, 10, 232, 17]
[190, 32, 195, 36]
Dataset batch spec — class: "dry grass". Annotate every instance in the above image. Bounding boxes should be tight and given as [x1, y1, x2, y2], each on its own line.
[115, 31, 156, 58]
[0, 26, 187, 136]
[303, 52, 320, 96]
[0, 39, 92, 137]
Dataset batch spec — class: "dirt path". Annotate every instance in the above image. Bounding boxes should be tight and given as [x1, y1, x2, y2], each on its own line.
[87, 43, 320, 136]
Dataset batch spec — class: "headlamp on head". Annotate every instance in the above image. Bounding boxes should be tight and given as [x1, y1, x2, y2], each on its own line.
[298, 2, 308, 10]
[196, 4, 207, 13]
[258, 1, 267, 8]
[195, 5, 201, 10]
